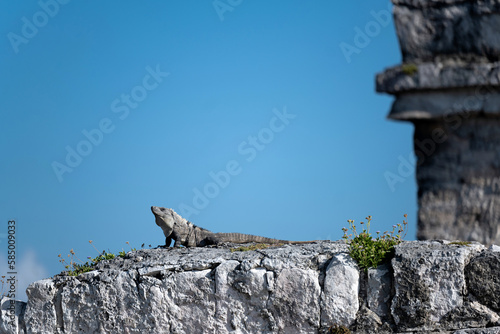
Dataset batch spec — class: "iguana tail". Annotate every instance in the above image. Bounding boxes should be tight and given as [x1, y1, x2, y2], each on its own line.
[215, 233, 315, 244]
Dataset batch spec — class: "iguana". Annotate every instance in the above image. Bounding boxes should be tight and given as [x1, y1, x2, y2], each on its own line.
[151, 206, 316, 247]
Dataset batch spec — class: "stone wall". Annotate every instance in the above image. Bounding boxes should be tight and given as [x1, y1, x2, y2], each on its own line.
[377, 0, 500, 245]
[2, 242, 500, 334]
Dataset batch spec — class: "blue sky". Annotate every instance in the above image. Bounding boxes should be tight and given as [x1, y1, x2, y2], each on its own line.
[0, 0, 416, 300]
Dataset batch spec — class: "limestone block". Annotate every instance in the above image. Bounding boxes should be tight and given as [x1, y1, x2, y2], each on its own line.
[441, 300, 500, 329]
[214, 260, 274, 333]
[391, 241, 484, 331]
[413, 118, 500, 245]
[392, 0, 500, 62]
[0, 298, 26, 334]
[60, 270, 147, 333]
[321, 253, 359, 328]
[271, 268, 321, 333]
[367, 264, 392, 319]
[24, 279, 59, 334]
[376, 62, 500, 95]
[466, 250, 500, 311]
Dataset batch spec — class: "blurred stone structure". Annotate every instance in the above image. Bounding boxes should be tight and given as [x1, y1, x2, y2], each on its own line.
[377, 0, 500, 245]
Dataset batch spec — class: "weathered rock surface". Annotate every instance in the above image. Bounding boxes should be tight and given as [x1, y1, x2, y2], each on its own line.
[392, 0, 500, 62]
[377, 0, 500, 245]
[391, 241, 486, 331]
[320, 253, 359, 328]
[376, 62, 500, 101]
[414, 117, 500, 245]
[2, 241, 500, 333]
[466, 250, 500, 311]
[367, 263, 392, 320]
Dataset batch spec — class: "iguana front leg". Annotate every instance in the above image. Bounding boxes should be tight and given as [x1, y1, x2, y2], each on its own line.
[165, 236, 172, 247]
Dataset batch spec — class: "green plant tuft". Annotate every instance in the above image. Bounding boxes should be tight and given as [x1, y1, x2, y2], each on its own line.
[342, 214, 408, 272]
[449, 241, 471, 247]
[63, 251, 116, 276]
[401, 63, 418, 76]
[58, 241, 144, 276]
[327, 324, 351, 334]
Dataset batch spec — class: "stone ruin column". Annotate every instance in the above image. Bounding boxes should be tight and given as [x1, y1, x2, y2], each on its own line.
[377, 0, 500, 245]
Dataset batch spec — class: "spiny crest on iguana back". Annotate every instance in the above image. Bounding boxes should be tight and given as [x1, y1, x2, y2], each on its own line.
[151, 206, 317, 247]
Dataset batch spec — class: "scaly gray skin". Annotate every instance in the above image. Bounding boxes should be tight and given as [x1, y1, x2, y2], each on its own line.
[151, 206, 315, 247]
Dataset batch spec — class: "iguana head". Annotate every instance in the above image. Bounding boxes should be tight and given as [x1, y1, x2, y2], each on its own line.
[151, 206, 176, 238]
